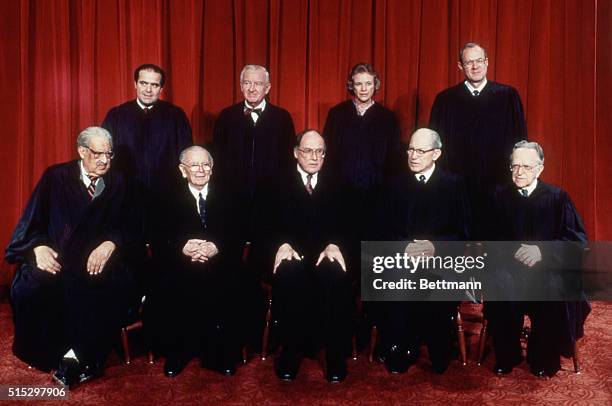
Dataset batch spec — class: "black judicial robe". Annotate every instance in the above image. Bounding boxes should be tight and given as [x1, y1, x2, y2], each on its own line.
[429, 81, 527, 237]
[5, 161, 143, 371]
[102, 99, 193, 198]
[149, 179, 244, 356]
[376, 167, 471, 362]
[485, 181, 589, 370]
[323, 100, 403, 197]
[212, 101, 295, 202]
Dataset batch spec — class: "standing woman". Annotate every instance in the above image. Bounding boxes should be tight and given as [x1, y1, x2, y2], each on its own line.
[323, 63, 403, 240]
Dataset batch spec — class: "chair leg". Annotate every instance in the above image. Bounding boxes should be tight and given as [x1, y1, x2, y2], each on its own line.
[242, 346, 248, 364]
[261, 296, 273, 361]
[369, 325, 378, 363]
[477, 319, 488, 366]
[147, 350, 154, 364]
[121, 327, 131, 365]
[351, 334, 358, 360]
[573, 341, 581, 374]
[456, 311, 467, 366]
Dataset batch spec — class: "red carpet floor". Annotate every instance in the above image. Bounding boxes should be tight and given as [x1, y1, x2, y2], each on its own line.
[1, 301, 611, 405]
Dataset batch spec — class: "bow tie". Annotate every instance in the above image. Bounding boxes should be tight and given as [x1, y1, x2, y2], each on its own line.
[244, 107, 263, 116]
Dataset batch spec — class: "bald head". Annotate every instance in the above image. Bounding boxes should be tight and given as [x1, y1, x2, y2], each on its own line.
[178, 145, 214, 190]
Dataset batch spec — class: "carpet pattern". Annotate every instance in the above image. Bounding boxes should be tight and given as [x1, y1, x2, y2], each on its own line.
[1, 301, 611, 405]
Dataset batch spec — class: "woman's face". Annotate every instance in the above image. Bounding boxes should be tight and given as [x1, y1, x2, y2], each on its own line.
[352, 72, 376, 104]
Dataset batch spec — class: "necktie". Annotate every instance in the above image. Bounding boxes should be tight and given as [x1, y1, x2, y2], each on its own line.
[418, 175, 426, 184]
[87, 175, 98, 198]
[198, 193, 207, 227]
[244, 107, 262, 116]
[143, 106, 150, 114]
[473, 90, 479, 96]
[520, 189, 528, 197]
[305, 174, 313, 195]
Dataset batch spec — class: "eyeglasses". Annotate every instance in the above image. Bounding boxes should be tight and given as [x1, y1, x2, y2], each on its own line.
[297, 148, 325, 158]
[86, 147, 114, 159]
[510, 164, 540, 173]
[407, 148, 435, 156]
[462, 58, 486, 68]
[241, 80, 267, 88]
[183, 162, 213, 172]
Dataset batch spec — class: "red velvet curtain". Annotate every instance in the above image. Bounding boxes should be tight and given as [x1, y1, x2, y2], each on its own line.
[1, 0, 610, 283]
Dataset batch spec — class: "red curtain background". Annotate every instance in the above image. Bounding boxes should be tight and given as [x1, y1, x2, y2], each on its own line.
[1, 0, 610, 284]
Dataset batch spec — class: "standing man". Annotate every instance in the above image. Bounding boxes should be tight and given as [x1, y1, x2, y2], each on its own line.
[376, 128, 471, 374]
[485, 141, 589, 378]
[102, 63, 193, 200]
[429, 42, 527, 238]
[5, 127, 142, 387]
[252, 130, 353, 383]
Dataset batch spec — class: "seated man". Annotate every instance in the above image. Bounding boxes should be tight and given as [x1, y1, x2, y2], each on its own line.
[5, 127, 142, 387]
[151, 146, 243, 378]
[252, 129, 353, 383]
[376, 128, 470, 374]
[485, 140, 589, 378]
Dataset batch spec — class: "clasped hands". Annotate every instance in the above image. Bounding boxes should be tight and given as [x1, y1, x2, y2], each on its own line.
[34, 240, 116, 276]
[273, 243, 346, 274]
[182, 239, 219, 263]
[514, 243, 542, 268]
[404, 239, 435, 258]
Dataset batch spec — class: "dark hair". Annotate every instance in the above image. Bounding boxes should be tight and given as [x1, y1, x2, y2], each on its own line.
[295, 128, 322, 147]
[346, 63, 381, 95]
[133, 63, 166, 87]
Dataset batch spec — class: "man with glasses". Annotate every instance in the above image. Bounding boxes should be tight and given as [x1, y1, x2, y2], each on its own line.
[375, 128, 470, 374]
[429, 42, 527, 238]
[5, 127, 142, 387]
[251, 129, 352, 383]
[484, 140, 589, 378]
[151, 145, 244, 378]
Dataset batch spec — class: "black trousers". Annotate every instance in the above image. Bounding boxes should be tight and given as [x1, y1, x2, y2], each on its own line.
[272, 257, 353, 357]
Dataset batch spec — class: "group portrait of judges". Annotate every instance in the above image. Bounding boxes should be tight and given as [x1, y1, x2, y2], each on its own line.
[5, 41, 589, 388]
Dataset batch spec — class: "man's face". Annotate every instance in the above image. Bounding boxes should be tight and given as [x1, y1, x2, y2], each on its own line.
[78, 134, 112, 177]
[352, 72, 376, 104]
[407, 130, 441, 173]
[458, 46, 488, 85]
[134, 69, 163, 105]
[294, 131, 325, 175]
[511, 148, 543, 188]
[240, 69, 271, 106]
[179, 149, 213, 190]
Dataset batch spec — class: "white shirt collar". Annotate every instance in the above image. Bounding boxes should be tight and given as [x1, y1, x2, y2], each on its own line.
[79, 160, 95, 186]
[414, 163, 436, 184]
[519, 179, 538, 197]
[353, 99, 375, 116]
[296, 164, 318, 189]
[188, 183, 209, 214]
[244, 99, 267, 111]
[464, 78, 488, 95]
[136, 98, 155, 111]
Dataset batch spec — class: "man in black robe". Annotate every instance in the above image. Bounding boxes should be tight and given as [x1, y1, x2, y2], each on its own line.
[429, 42, 527, 238]
[485, 140, 589, 378]
[376, 128, 471, 374]
[251, 130, 353, 383]
[213, 64, 295, 350]
[5, 127, 142, 387]
[151, 146, 244, 378]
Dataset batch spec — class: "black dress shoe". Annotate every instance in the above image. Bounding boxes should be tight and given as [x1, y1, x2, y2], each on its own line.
[530, 367, 558, 379]
[493, 364, 515, 375]
[164, 356, 190, 378]
[77, 361, 104, 384]
[384, 345, 412, 374]
[275, 348, 300, 381]
[325, 355, 347, 383]
[52, 358, 80, 387]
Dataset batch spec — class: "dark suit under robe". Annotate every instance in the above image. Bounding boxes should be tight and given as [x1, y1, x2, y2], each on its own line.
[375, 167, 471, 366]
[5, 161, 143, 371]
[251, 169, 353, 357]
[484, 181, 590, 373]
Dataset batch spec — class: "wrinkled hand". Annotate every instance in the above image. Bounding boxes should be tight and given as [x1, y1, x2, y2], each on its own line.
[33, 245, 61, 274]
[316, 244, 347, 272]
[87, 241, 116, 275]
[182, 239, 218, 262]
[273, 243, 301, 274]
[514, 244, 542, 268]
[404, 240, 435, 258]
